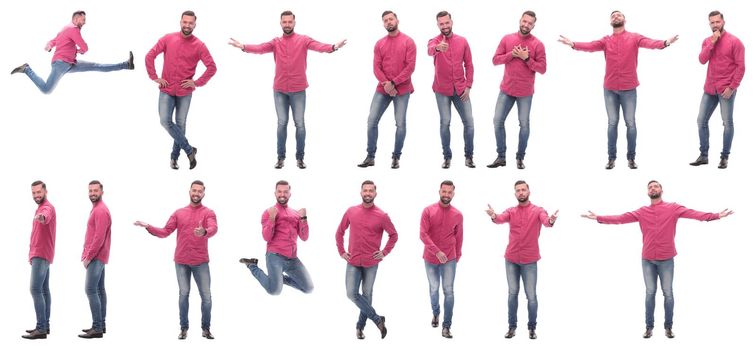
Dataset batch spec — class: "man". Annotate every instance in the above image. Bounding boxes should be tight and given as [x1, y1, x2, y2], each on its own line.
[420, 180, 463, 339]
[485, 180, 558, 340]
[134, 180, 218, 340]
[689, 10, 745, 169]
[582, 180, 733, 338]
[488, 11, 546, 170]
[558, 11, 678, 169]
[335, 180, 397, 339]
[22, 181, 56, 340]
[229, 10, 347, 169]
[79, 180, 112, 339]
[428, 11, 475, 169]
[240, 180, 313, 295]
[146, 10, 217, 170]
[358, 10, 416, 169]
[11, 10, 134, 94]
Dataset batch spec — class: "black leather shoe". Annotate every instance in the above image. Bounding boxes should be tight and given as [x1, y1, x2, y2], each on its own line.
[689, 156, 708, 166]
[26, 328, 50, 334]
[188, 147, 198, 169]
[11, 63, 29, 75]
[643, 328, 653, 338]
[391, 158, 399, 169]
[22, 329, 47, 340]
[718, 158, 728, 169]
[82, 327, 106, 334]
[517, 159, 525, 169]
[441, 159, 451, 169]
[505, 327, 516, 338]
[529, 329, 537, 339]
[442, 327, 453, 339]
[127, 51, 135, 70]
[78, 329, 103, 339]
[665, 328, 675, 338]
[487, 157, 506, 168]
[465, 157, 476, 168]
[170, 159, 179, 170]
[297, 160, 306, 169]
[356, 328, 365, 339]
[178, 328, 188, 340]
[239, 257, 258, 266]
[202, 329, 214, 340]
[274, 159, 284, 169]
[605, 159, 615, 170]
[628, 159, 638, 169]
[357, 157, 375, 168]
[376, 316, 387, 339]
[431, 315, 439, 328]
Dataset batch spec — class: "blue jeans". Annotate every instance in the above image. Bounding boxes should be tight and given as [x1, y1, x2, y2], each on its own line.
[85, 260, 107, 332]
[505, 260, 537, 330]
[366, 92, 410, 159]
[158, 92, 194, 161]
[604, 88, 637, 160]
[425, 259, 457, 328]
[436, 92, 474, 159]
[696, 91, 736, 159]
[274, 90, 307, 160]
[30, 257, 51, 332]
[493, 92, 532, 160]
[248, 252, 314, 295]
[345, 263, 381, 330]
[175, 263, 212, 330]
[24, 59, 128, 94]
[642, 258, 674, 329]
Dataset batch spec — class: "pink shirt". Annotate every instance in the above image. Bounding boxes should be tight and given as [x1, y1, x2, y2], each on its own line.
[428, 33, 474, 96]
[261, 203, 308, 259]
[243, 33, 335, 93]
[145, 32, 217, 97]
[335, 204, 399, 267]
[81, 200, 112, 264]
[492, 32, 546, 97]
[147, 204, 218, 265]
[374, 31, 416, 96]
[699, 31, 746, 95]
[573, 31, 666, 90]
[420, 202, 464, 264]
[597, 201, 719, 260]
[29, 199, 56, 263]
[48, 23, 87, 64]
[492, 203, 554, 264]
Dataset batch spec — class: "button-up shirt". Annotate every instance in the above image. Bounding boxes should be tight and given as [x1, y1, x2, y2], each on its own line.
[81, 200, 112, 264]
[29, 199, 56, 263]
[493, 203, 554, 264]
[48, 23, 87, 64]
[147, 204, 218, 265]
[261, 203, 308, 259]
[145, 32, 217, 97]
[374, 31, 416, 96]
[492, 32, 546, 97]
[428, 33, 474, 96]
[699, 31, 746, 95]
[335, 204, 398, 267]
[420, 202, 463, 264]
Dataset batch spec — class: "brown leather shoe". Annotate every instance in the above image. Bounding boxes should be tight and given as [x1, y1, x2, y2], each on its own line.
[82, 327, 106, 334]
[431, 315, 439, 328]
[505, 327, 516, 338]
[357, 157, 375, 168]
[665, 328, 675, 338]
[628, 159, 638, 169]
[718, 158, 728, 169]
[239, 257, 258, 266]
[465, 157, 476, 168]
[178, 328, 188, 340]
[441, 159, 451, 169]
[21, 329, 47, 340]
[442, 327, 453, 338]
[391, 158, 399, 169]
[643, 327, 653, 338]
[78, 329, 103, 339]
[376, 316, 388, 339]
[274, 159, 284, 169]
[356, 328, 365, 339]
[689, 156, 708, 166]
[487, 157, 506, 168]
[605, 159, 615, 170]
[529, 329, 537, 339]
[202, 328, 214, 340]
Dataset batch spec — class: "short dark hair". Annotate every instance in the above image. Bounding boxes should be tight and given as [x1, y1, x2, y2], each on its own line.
[709, 10, 723, 20]
[436, 11, 451, 20]
[89, 180, 103, 190]
[281, 10, 295, 19]
[182, 10, 196, 20]
[276, 180, 290, 189]
[72, 10, 86, 19]
[361, 180, 376, 190]
[647, 180, 662, 189]
[31, 180, 46, 189]
[191, 180, 205, 189]
[440, 180, 455, 190]
[514, 180, 529, 189]
[522, 10, 537, 22]
[610, 10, 622, 16]
[382, 10, 397, 19]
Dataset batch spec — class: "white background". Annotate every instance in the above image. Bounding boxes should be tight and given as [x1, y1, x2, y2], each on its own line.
[1, 0, 753, 349]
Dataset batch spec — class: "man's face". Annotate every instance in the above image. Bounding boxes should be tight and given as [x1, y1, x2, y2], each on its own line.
[73, 14, 86, 28]
[275, 184, 291, 205]
[437, 15, 452, 36]
[180, 15, 196, 36]
[280, 15, 295, 35]
[709, 15, 725, 33]
[361, 184, 377, 204]
[610, 11, 626, 28]
[32, 185, 47, 205]
[515, 184, 530, 203]
[439, 184, 455, 205]
[647, 182, 663, 200]
[88, 184, 103, 203]
[519, 14, 535, 35]
[190, 184, 205, 204]
[383, 13, 398, 33]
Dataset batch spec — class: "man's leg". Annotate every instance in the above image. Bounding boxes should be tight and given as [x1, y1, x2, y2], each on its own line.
[193, 263, 212, 331]
[248, 252, 285, 295]
[84, 260, 106, 332]
[283, 257, 314, 293]
[24, 60, 72, 94]
[657, 259, 675, 330]
[436, 93, 454, 160]
[642, 259, 659, 330]
[604, 89, 621, 161]
[175, 264, 192, 330]
[618, 89, 638, 160]
[289, 91, 307, 161]
[505, 260, 521, 329]
[67, 59, 129, 73]
[424, 261, 442, 322]
[440, 260, 457, 329]
[695, 93, 719, 158]
[346, 264, 381, 330]
[515, 95, 533, 161]
[158, 93, 194, 161]
[718, 91, 736, 160]
[451, 93, 475, 160]
[30, 258, 51, 332]
[391, 93, 410, 160]
[521, 262, 538, 330]
[493, 92, 516, 159]
[274, 91, 291, 160]
[365, 92, 392, 159]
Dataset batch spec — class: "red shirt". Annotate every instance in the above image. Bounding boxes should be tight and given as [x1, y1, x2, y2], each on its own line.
[48, 23, 87, 64]
[373, 31, 416, 96]
[261, 203, 308, 259]
[29, 199, 56, 263]
[145, 32, 217, 97]
[420, 202, 464, 264]
[81, 200, 112, 264]
[597, 201, 719, 260]
[493, 203, 554, 264]
[243, 33, 335, 93]
[428, 33, 474, 96]
[573, 31, 666, 90]
[699, 31, 746, 95]
[492, 32, 546, 97]
[335, 204, 399, 267]
[147, 204, 218, 265]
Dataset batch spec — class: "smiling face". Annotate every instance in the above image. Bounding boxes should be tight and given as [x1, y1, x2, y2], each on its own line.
[439, 184, 455, 206]
[32, 184, 47, 204]
[180, 15, 196, 36]
[361, 183, 377, 205]
[280, 14, 295, 35]
[610, 11, 626, 28]
[437, 14, 452, 37]
[520, 14, 535, 35]
[275, 184, 291, 205]
[190, 184, 205, 204]
[88, 183, 103, 203]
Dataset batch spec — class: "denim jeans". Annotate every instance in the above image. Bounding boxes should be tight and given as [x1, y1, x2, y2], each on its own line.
[248, 252, 314, 295]
[24, 59, 128, 94]
[366, 92, 410, 159]
[175, 262, 212, 330]
[604, 88, 637, 160]
[696, 91, 736, 159]
[273, 90, 307, 160]
[436, 92, 474, 159]
[425, 259, 457, 328]
[30, 257, 51, 332]
[158, 92, 194, 160]
[345, 263, 381, 330]
[85, 259, 107, 332]
[505, 260, 538, 330]
[642, 258, 674, 329]
[493, 92, 532, 160]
